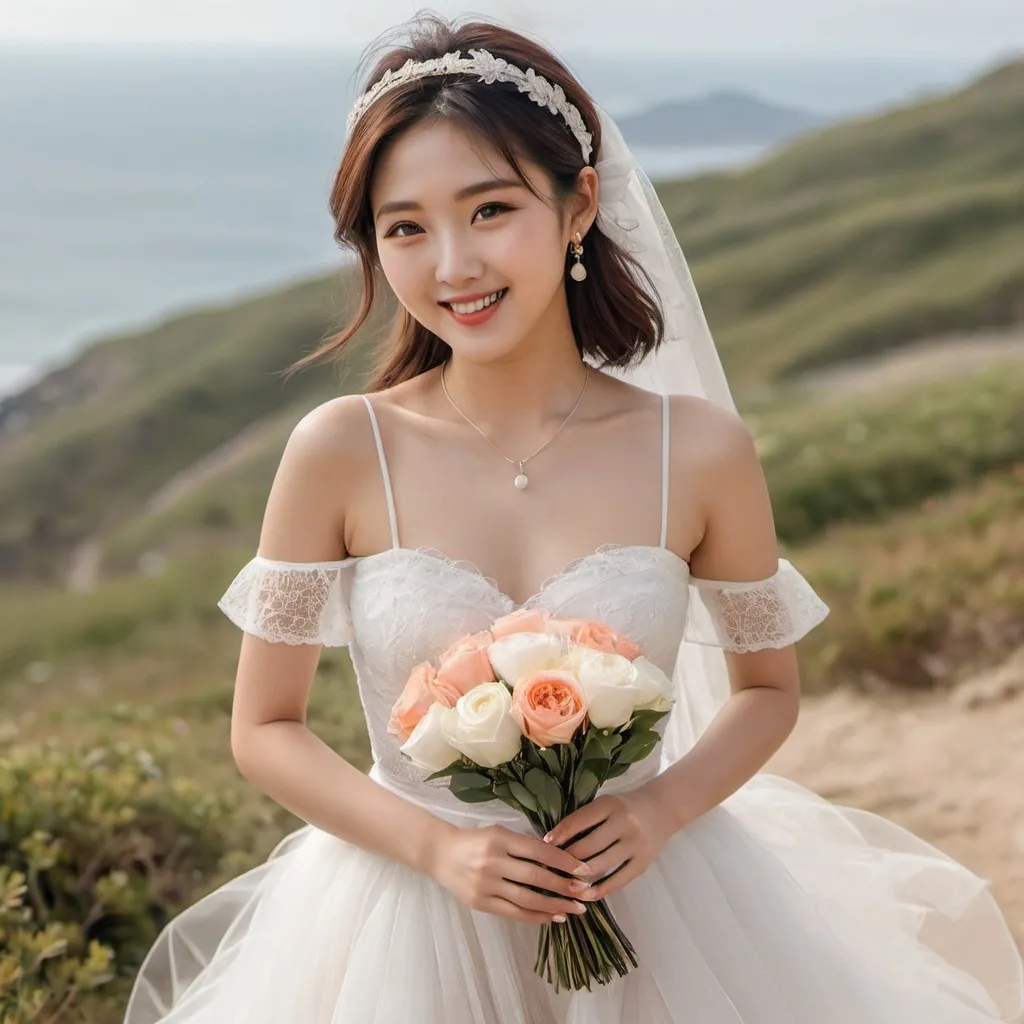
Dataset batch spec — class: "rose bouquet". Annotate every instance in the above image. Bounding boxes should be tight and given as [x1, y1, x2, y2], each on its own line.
[387, 607, 674, 992]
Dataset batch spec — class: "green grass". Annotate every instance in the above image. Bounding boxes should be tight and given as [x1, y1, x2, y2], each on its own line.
[794, 467, 1024, 692]
[0, 274, 388, 579]
[2, 57, 1022, 583]
[755, 360, 1024, 541]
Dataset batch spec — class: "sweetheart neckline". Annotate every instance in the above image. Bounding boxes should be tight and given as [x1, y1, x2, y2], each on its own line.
[337, 542, 691, 611]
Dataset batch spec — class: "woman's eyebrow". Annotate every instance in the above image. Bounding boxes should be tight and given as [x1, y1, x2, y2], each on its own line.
[375, 177, 523, 220]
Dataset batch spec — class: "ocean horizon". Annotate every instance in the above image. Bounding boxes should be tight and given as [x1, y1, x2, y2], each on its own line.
[0, 46, 992, 398]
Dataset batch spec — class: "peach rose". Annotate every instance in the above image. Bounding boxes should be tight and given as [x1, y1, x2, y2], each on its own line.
[560, 618, 642, 660]
[511, 670, 588, 747]
[388, 662, 436, 742]
[429, 629, 496, 707]
[490, 607, 558, 639]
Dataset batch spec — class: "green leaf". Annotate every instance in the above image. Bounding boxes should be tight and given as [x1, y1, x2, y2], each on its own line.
[424, 762, 464, 782]
[628, 708, 670, 732]
[507, 780, 539, 813]
[522, 742, 545, 769]
[450, 771, 494, 795]
[452, 787, 499, 804]
[492, 781, 520, 809]
[538, 747, 562, 776]
[615, 732, 660, 764]
[593, 730, 623, 758]
[573, 767, 600, 805]
[604, 761, 631, 779]
[525, 768, 563, 821]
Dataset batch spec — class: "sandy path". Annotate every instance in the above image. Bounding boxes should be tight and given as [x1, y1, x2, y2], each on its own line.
[766, 649, 1024, 949]
[790, 327, 1024, 397]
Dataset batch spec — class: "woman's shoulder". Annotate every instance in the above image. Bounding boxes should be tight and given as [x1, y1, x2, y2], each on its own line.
[277, 378, 431, 496]
[287, 374, 430, 456]
[666, 394, 753, 465]
[281, 393, 378, 473]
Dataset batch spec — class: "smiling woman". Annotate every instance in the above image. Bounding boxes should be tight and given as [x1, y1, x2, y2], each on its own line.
[120, 10, 1024, 1024]
[284, 19, 663, 390]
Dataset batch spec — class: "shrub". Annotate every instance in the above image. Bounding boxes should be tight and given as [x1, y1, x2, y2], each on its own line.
[0, 740, 259, 1021]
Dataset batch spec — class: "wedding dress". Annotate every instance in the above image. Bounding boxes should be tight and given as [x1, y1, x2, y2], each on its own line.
[123, 392, 1024, 1024]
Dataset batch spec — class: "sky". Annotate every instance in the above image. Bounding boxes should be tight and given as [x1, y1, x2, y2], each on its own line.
[4, 0, 1024, 57]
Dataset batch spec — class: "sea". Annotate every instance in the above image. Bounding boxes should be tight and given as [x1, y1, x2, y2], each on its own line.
[0, 46, 990, 397]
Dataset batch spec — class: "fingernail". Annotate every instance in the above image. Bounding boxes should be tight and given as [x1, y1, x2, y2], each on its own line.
[572, 864, 591, 877]
[569, 879, 590, 893]
[543, 834, 553, 844]
[552, 915, 567, 923]
[572, 902, 587, 913]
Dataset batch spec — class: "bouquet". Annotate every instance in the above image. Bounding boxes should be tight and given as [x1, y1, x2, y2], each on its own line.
[387, 606, 674, 992]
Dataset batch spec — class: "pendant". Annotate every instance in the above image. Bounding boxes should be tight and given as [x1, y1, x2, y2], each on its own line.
[514, 473, 529, 490]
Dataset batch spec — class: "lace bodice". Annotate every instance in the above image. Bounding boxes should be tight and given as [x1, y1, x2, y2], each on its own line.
[218, 393, 827, 821]
[218, 543, 828, 821]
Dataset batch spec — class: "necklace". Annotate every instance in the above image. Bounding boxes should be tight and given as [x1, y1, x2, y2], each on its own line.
[440, 362, 590, 491]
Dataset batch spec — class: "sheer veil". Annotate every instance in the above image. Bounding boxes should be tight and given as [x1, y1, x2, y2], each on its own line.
[589, 106, 738, 762]
[593, 109, 1024, 1020]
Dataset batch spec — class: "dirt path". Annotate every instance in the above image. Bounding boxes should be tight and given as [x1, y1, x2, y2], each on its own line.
[766, 648, 1024, 949]
[789, 327, 1024, 397]
[64, 415, 284, 591]
[143, 415, 284, 517]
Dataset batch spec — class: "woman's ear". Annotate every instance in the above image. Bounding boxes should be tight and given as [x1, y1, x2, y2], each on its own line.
[569, 166, 600, 239]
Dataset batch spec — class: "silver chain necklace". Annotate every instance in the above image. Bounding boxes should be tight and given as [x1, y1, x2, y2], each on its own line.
[440, 362, 591, 491]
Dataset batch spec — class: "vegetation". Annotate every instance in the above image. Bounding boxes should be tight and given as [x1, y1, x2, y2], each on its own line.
[1, 58, 1021, 581]
[0, 742, 249, 1022]
[1, 55, 1022, 1020]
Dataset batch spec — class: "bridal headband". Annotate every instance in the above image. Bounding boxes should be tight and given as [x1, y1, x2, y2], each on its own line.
[345, 48, 595, 163]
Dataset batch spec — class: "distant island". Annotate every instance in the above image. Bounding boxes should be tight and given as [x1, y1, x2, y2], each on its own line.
[617, 89, 827, 147]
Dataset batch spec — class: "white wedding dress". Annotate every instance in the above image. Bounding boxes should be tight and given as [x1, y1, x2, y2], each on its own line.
[124, 394, 1024, 1023]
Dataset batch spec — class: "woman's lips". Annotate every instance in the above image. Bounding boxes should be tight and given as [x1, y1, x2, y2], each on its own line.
[441, 289, 508, 326]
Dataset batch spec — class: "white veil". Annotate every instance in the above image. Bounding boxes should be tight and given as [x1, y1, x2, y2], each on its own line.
[588, 110, 1024, 1020]
[590, 107, 738, 763]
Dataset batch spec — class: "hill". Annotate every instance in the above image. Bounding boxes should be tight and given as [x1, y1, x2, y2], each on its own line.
[617, 90, 825, 147]
[0, 56, 1022, 583]
[3, 59, 1024, 1019]
[657, 55, 1024, 387]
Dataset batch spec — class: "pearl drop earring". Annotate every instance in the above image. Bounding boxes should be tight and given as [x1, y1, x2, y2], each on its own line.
[569, 232, 587, 282]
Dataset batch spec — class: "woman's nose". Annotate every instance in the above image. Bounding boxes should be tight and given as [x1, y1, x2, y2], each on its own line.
[434, 232, 484, 287]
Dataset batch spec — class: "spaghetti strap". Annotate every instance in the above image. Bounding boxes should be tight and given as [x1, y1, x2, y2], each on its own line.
[359, 394, 400, 550]
[659, 393, 670, 549]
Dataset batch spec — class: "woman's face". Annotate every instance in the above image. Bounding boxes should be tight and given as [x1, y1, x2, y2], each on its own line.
[370, 119, 581, 364]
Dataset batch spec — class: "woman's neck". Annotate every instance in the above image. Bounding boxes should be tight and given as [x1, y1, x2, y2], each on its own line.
[438, 346, 591, 436]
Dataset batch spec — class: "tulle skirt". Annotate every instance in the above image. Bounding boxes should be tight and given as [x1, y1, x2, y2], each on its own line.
[124, 770, 1024, 1024]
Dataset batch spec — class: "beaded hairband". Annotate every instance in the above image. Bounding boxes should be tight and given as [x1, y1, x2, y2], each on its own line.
[346, 48, 594, 163]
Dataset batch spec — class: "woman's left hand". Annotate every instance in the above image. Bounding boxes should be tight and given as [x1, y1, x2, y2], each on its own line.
[542, 787, 676, 901]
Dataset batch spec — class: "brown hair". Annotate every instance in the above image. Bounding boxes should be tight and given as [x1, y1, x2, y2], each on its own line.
[288, 12, 664, 391]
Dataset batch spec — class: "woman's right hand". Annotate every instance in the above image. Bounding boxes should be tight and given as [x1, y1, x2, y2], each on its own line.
[427, 823, 594, 925]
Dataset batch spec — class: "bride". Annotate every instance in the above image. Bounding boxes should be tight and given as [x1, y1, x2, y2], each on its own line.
[124, 13, 1023, 1023]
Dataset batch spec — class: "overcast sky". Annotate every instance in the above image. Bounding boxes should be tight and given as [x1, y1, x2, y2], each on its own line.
[4, 0, 1024, 56]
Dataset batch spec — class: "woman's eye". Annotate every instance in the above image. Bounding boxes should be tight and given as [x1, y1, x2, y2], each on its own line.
[474, 202, 512, 222]
[385, 222, 422, 238]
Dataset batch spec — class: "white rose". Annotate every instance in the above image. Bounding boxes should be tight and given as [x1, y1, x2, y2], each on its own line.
[632, 656, 674, 712]
[400, 703, 460, 772]
[574, 649, 643, 729]
[442, 681, 523, 768]
[487, 632, 563, 685]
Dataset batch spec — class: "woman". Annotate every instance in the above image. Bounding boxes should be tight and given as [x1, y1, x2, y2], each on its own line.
[125, 14, 1024, 1023]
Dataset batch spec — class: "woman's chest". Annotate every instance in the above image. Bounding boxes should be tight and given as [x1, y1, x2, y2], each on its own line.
[344, 544, 691, 697]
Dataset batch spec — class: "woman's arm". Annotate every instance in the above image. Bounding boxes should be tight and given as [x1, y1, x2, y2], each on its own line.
[228, 396, 591, 923]
[642, 400, 801, 832]
[543, 399, 803, 897]
[228, 398, 449, 873]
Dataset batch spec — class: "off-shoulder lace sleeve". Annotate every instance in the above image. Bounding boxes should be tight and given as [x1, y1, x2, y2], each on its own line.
[217, 556, 353, 646]
[684, 558, 828, 652]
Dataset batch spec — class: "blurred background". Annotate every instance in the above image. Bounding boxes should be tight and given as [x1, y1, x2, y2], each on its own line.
[1, 1, 1022, 1019]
